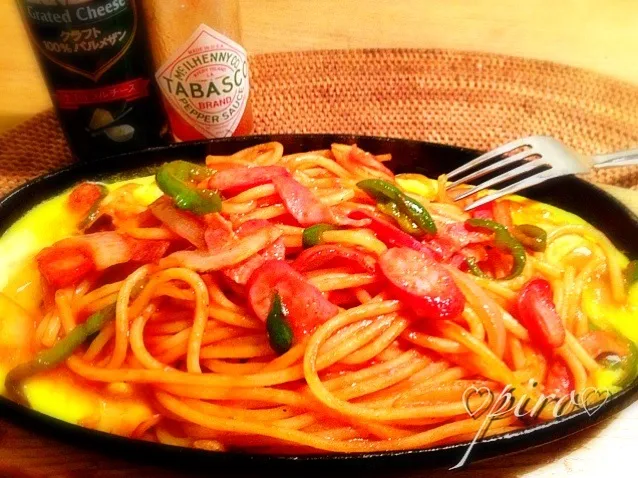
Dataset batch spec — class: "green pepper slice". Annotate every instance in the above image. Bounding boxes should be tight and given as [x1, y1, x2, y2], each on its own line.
[466, 257, 488, 278]
[302, 224, 337, 248]
[625, 260, 638, 288]
[78, 183, 109, 230]
[357, 179, 437, 234]
[156, 160, 221, 215]
[466, 218, 508, 233]
[599, 340, 638, 389]
[266, 292, 294, 355]
[466, 218, 526, 280]
[5, 302, 117, 406]
[512, 224, 547, 252]
[377, 201, 421, 236]
[616, 340, 638, 388]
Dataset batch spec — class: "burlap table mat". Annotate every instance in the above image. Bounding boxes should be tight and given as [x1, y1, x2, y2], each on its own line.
[2, 49, 638, 198]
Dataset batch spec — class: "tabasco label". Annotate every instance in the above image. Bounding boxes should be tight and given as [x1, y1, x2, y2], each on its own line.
[156, 24, 250, 141]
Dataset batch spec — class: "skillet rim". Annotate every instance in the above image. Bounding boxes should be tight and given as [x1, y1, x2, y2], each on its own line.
[1, 133, 637, 472]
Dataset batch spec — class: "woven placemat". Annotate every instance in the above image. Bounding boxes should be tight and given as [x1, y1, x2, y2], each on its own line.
[2, 49, 638, 197]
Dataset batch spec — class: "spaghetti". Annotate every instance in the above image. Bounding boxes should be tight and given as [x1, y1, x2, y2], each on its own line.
[1, 142, 637, 454]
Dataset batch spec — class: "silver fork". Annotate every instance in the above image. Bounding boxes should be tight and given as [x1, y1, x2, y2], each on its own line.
[446, 136, 638, 211]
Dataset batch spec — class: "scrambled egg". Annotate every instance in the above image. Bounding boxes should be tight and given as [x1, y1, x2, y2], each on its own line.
[0, 172, 636, 431]
[397, 173, 638, 393]
[0, 176, 160, 436]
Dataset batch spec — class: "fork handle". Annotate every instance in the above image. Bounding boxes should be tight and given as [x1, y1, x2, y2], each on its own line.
[592, 149, 638, 168]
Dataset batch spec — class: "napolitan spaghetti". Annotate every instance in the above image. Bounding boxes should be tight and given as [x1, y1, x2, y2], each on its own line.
[0, 142, 637, 454]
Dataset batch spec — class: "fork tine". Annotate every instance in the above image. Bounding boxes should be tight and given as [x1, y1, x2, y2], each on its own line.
[453, 159, 546, 201]
[464, 170, 562, 211]
[446, 149, 536, 189]
[446, 138, 532, 182]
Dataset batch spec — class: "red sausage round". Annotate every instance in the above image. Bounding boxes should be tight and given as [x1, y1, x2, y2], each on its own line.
[247, 260, 339, 337]
[379, 247, 465, 320]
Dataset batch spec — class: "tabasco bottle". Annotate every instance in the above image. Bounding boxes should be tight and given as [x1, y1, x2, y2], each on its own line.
[141, 0, 254, 142]
[17, 0, 167, 161]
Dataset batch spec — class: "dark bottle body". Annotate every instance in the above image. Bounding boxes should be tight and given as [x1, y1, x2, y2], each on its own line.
[18, 0, 166, 161]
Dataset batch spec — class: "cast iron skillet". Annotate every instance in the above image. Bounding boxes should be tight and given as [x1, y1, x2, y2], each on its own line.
[1, 134, 638, 475]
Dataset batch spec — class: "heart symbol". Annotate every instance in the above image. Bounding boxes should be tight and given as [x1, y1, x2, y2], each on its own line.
[462, 386, 494, 419]
[579, 388, 611, 417]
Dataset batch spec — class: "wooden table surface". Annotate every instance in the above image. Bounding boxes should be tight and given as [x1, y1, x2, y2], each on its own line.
[2, 1, 638, 477]
[4, 0, 638, 134]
